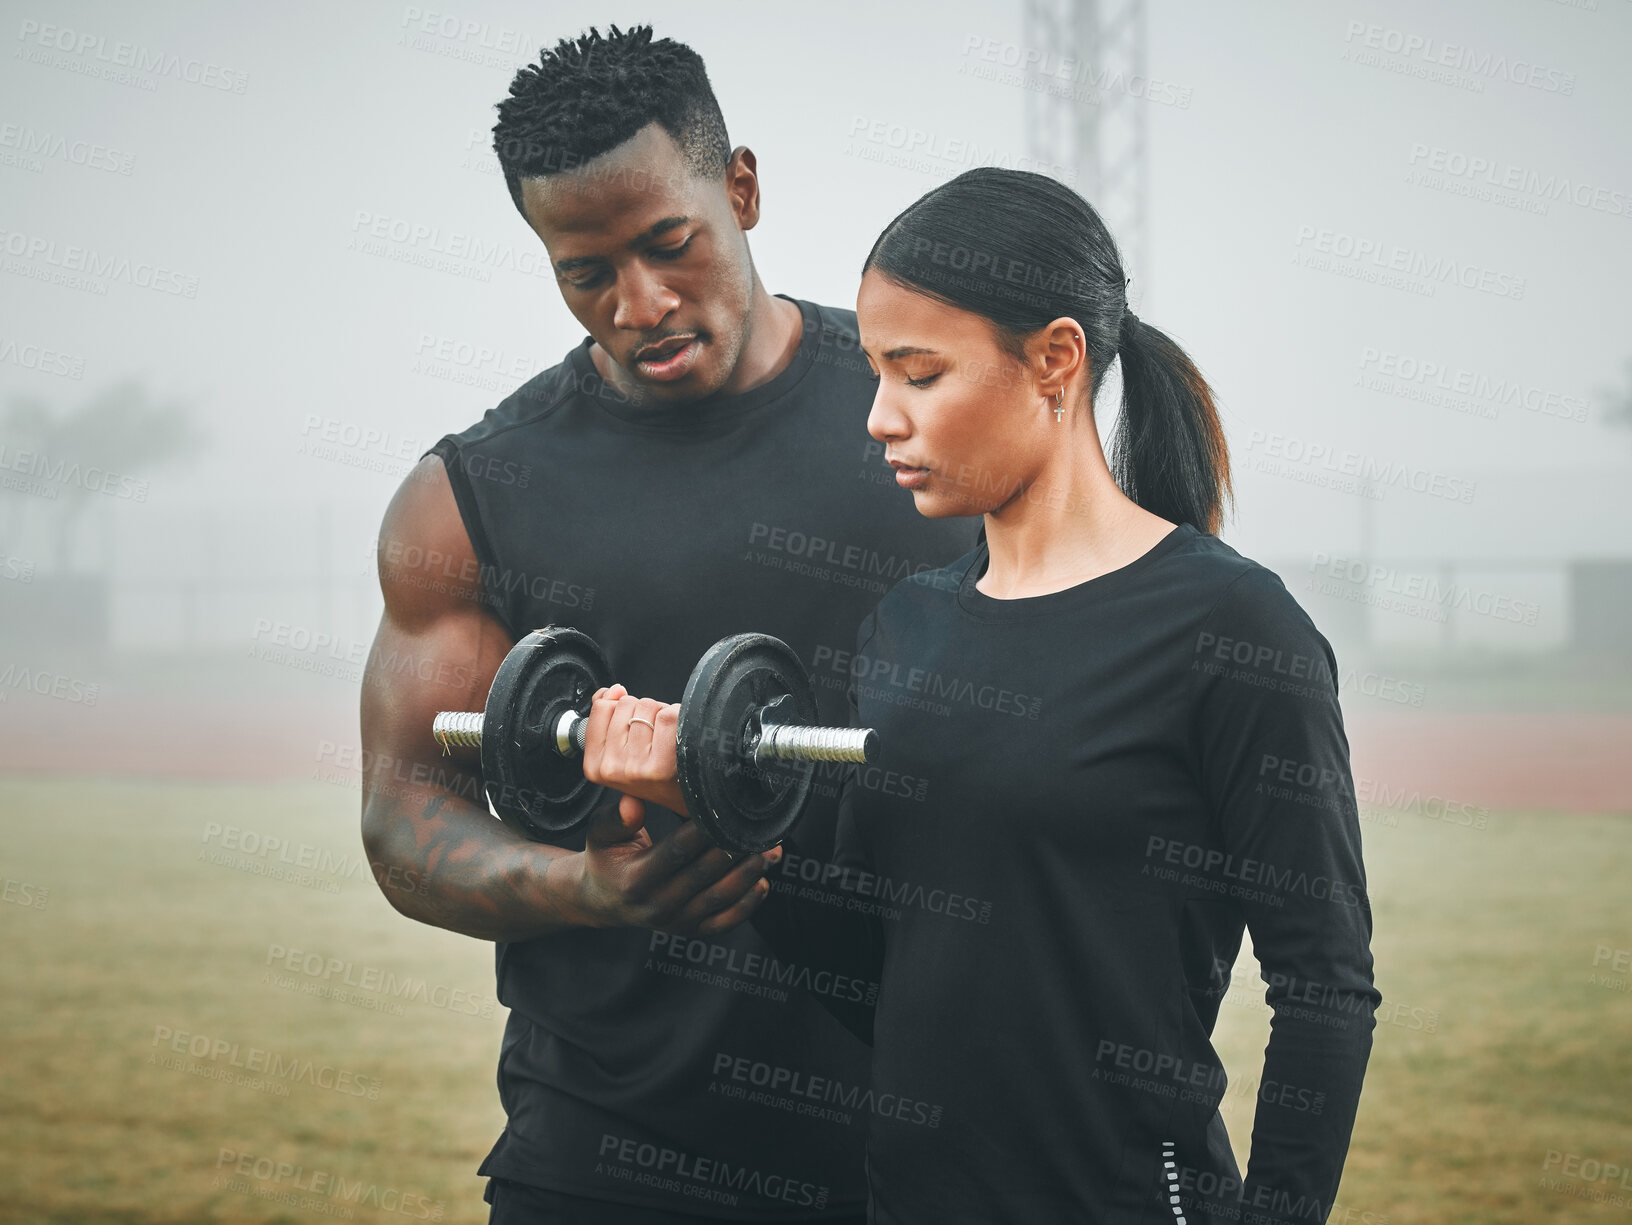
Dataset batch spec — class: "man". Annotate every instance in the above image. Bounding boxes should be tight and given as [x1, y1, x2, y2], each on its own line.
[359, 24, 977, 1223]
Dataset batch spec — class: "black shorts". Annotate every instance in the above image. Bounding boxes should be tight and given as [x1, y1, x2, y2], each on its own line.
[483, 1178, 868, 1225]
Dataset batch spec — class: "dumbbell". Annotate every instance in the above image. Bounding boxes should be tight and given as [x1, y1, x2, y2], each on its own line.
[431, 626, 877, 856]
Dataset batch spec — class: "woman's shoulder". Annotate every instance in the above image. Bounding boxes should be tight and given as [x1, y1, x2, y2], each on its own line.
[1162, 529, 1328, 654]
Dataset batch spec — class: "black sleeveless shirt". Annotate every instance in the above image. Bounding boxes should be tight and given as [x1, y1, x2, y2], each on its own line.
[428, 296, 979, 1217]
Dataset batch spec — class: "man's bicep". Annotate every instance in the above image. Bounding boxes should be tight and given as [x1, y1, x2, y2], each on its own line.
[362, 457, 513, 831]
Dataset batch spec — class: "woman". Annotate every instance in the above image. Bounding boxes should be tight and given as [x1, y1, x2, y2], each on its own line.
[581, 167, 1379, 1225]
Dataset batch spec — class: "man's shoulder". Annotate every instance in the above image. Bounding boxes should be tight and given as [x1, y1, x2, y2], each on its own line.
[790, 297, 873, 385]
[799, 297, 859, 337]
[430, 343, 618, 458]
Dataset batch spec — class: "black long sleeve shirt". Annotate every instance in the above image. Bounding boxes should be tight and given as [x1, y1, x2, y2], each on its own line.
[756, 523, 1379, 1225]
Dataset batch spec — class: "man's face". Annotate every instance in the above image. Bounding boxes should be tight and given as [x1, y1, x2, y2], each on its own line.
[520, 123, 758, 403]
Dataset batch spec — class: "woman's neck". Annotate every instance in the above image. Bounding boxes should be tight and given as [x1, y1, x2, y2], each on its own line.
[976, 441, 1177, 600]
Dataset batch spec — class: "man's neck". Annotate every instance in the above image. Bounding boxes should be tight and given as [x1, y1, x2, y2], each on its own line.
[589, 288, 803, 402]
[716, 288, 804, 398]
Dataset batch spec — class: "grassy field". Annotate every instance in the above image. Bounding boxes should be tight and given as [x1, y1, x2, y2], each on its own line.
[1, 776, 1628, 1224]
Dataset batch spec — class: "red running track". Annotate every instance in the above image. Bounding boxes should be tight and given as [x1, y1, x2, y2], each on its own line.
[0, 691, 1627, 814]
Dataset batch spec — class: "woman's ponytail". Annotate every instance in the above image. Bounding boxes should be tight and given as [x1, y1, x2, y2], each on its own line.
[1112, 312, 1232, 534]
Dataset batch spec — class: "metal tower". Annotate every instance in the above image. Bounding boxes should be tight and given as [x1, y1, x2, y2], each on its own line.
[1022, 0, 1150, 308]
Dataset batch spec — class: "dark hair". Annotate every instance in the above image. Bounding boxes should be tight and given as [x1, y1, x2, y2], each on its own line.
[862, 167, 1232, 534]
[491, 24, 731, 218]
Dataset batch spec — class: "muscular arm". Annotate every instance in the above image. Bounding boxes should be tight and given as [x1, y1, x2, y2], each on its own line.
[359, 455, 769, 942]
[359, 455, 594, 940]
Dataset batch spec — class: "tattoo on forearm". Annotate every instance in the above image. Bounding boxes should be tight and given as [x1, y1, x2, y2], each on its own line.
[390, 786, 571, 937]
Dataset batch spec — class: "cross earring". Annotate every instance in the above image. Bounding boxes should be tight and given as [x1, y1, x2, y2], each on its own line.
[1053, 391, 1064, 422]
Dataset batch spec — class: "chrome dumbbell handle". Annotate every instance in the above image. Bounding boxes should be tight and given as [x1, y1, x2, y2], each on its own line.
[433, 708, 874, 764]
[754, 723, 877, 764]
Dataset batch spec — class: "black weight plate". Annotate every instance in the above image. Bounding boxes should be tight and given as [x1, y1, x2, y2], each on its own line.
[482, 626, 612, 840]
[677, 633, 819, 856]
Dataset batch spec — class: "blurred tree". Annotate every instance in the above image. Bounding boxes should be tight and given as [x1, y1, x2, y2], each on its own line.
[0, 380, 206, 568]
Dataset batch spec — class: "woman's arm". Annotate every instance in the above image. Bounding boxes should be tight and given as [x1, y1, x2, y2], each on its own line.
[1191, 566, 1381, 1225]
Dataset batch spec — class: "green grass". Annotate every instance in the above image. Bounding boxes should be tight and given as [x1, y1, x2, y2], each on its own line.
[1, 777, 1628, 1223]
[1210, 805, 1632, 1223]
[0, 777, 506, 1225]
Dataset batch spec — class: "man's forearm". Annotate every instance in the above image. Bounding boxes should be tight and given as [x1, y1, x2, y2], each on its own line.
[363, 786, 598, 941]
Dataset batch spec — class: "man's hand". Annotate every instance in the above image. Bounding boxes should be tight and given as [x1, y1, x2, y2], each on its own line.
[580, 684, 688, 815]
[574, 795, 780, 937]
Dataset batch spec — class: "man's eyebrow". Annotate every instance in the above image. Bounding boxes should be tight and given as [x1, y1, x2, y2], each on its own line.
[553, 215, 692, 274]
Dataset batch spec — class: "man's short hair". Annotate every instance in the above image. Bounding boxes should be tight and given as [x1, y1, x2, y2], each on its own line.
[492, 24, 731, 216]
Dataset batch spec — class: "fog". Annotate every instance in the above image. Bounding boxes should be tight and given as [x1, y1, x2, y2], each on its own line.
[2, 0, 1627, 726]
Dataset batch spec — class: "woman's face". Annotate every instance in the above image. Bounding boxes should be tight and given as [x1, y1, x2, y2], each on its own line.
[856, 269, 1055, 518]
